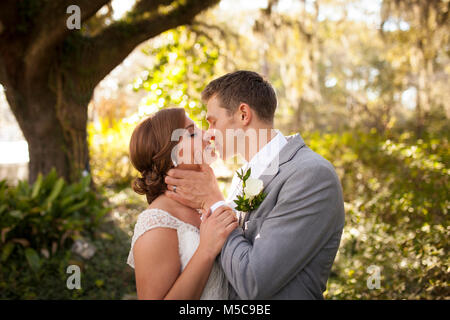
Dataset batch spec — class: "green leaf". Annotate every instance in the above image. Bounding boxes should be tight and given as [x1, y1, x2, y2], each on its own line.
[243, 168, 251, 181]
[9, 210, 24, 219]
[25, 248, 41, 272]
[0, 204, 8, 214]
[60, 195, 75, 208]
[95, 279, 104, 288]
[80, 174, 91, 191]
[65, 199, 89, 214]
[45, 178, 64, 207]
[1, 242, 15, 262]
[31, 173, 43, 199]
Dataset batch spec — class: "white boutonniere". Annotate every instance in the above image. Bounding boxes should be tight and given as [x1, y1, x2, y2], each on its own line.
[234, 168, 267, 214]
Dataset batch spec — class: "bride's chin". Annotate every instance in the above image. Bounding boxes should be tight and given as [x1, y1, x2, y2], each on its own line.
[202, 147, 218, 165]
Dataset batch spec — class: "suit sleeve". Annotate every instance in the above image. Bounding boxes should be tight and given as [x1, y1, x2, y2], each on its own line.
[220, 162, 343, 299]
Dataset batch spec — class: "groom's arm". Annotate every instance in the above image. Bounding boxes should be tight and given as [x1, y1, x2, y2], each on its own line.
[220, 161, 344, 299]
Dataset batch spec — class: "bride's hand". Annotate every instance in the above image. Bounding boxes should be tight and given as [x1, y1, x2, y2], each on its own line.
[198, 206, 238, 259]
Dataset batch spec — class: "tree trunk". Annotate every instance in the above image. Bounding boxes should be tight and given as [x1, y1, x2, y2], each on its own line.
[0, 0, 220, 184]
[3, 72, 91, 183]
[24, 104, 90, 184]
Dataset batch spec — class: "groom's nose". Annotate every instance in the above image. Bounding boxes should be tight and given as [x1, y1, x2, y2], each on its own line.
[204, 129, 215, 142]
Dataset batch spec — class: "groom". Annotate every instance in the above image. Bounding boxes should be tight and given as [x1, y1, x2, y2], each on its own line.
[164, 70, 345, 299]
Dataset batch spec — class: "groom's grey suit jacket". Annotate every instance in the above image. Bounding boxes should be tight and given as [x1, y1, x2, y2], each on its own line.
[220, 133, 345, 300]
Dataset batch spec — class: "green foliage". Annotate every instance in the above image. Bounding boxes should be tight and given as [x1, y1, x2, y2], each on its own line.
[0, 170, 137, 299]
[0, 169, 110, 273]
[0, 219, 136, 299]
[87, 27, 221, 190]
[88, 118, 138, 190]
[303, 131, 449, 299]
[132, 26, 219, 127]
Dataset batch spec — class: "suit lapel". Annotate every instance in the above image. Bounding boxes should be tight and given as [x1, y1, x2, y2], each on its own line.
[258, 133, 306, 192]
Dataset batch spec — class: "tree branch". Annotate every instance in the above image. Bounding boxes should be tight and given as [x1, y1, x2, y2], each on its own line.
[75, 0, 220, 88]
[23, 0, 110, 82]
[131, 0, 177, 15]
[0, 0, 19, 30]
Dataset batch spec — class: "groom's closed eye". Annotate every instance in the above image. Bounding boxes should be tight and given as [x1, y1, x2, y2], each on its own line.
[184, 124, 196, 137]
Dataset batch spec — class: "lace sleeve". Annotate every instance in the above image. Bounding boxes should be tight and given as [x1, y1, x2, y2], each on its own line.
[127, 209, 181, 268]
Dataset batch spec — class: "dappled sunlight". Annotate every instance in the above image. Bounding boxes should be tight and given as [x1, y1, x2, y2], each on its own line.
[0, 0, 448, 300]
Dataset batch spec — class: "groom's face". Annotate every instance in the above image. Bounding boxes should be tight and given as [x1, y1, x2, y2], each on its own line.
[205, 94, 242, 160]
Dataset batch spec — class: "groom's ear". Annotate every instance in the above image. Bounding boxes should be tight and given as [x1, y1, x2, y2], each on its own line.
[238, 103, 252, 125]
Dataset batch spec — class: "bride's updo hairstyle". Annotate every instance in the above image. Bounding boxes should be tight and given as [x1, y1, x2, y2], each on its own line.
[129, 108, 186, 204]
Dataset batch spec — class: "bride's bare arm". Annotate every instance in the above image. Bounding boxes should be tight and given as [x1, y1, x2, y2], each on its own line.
[133, 228, 181, 299]
[133, 206, 238, 300]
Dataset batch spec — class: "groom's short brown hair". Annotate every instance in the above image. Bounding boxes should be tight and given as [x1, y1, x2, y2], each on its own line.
[201, 70, 277, 123]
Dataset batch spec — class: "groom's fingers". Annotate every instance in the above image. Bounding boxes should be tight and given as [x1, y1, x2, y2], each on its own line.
[164, 176, 184, 187]
[166, 168, 197, 179]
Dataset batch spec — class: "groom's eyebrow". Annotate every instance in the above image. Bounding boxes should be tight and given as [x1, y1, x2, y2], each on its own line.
[184, 124, 195, 130]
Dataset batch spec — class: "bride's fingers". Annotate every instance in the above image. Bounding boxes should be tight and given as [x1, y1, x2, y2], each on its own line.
[220, 209, 237, 223]
[212, 205, 231, 216]
[219, 208, 237, 222]
[201, 208, 213, 222]
[221, 214, 237, 227]
[225, 221, 239, 233]
[213, 207, 233, 222]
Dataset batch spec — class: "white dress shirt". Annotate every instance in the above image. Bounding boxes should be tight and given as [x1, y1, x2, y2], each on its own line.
[226, 130, 288, 208]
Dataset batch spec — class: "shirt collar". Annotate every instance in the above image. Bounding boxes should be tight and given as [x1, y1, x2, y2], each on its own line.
[244, 129, 287, 179]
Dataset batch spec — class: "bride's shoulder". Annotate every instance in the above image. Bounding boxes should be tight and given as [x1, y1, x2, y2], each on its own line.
[127, 205, 180, 269]
[136, 207, 181, 228]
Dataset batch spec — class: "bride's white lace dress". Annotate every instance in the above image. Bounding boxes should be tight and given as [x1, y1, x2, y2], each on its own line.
[127, 208, 229, 299]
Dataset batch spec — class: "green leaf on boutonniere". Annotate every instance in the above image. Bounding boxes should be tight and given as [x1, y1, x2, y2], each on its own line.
[233, 167, 266, 213]
[243, 168, 251, 180]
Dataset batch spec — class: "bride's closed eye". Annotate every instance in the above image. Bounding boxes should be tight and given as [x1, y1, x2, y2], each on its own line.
[189, 127, 200, 138]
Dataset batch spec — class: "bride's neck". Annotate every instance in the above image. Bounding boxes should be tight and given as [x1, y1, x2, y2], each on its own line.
[149, 194, 201, 225]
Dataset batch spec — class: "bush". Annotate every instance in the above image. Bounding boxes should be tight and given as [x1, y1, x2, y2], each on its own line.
[303, 130, 449, 299]
[87, 118, 138, 190]
[0, 218, 136, 299]
[0, 169, 109, 276]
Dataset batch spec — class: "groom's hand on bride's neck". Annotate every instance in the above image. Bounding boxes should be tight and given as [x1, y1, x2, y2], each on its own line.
[164, 164, 224, 211]
[173, 163, 202, 171]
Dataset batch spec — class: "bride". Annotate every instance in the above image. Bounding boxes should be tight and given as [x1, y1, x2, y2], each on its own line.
[126, 107, 237, 299]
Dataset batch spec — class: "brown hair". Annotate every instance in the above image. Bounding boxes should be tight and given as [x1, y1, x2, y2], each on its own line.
[129, 108, 186, 204]
[201, 70, 277, 123]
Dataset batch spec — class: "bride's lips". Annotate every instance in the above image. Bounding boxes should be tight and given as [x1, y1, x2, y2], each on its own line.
[205, 145, 215, 153]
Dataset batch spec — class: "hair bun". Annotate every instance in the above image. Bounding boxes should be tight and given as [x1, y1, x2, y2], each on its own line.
[144, 170, 163, 186]
[131, 168, 166, 203]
